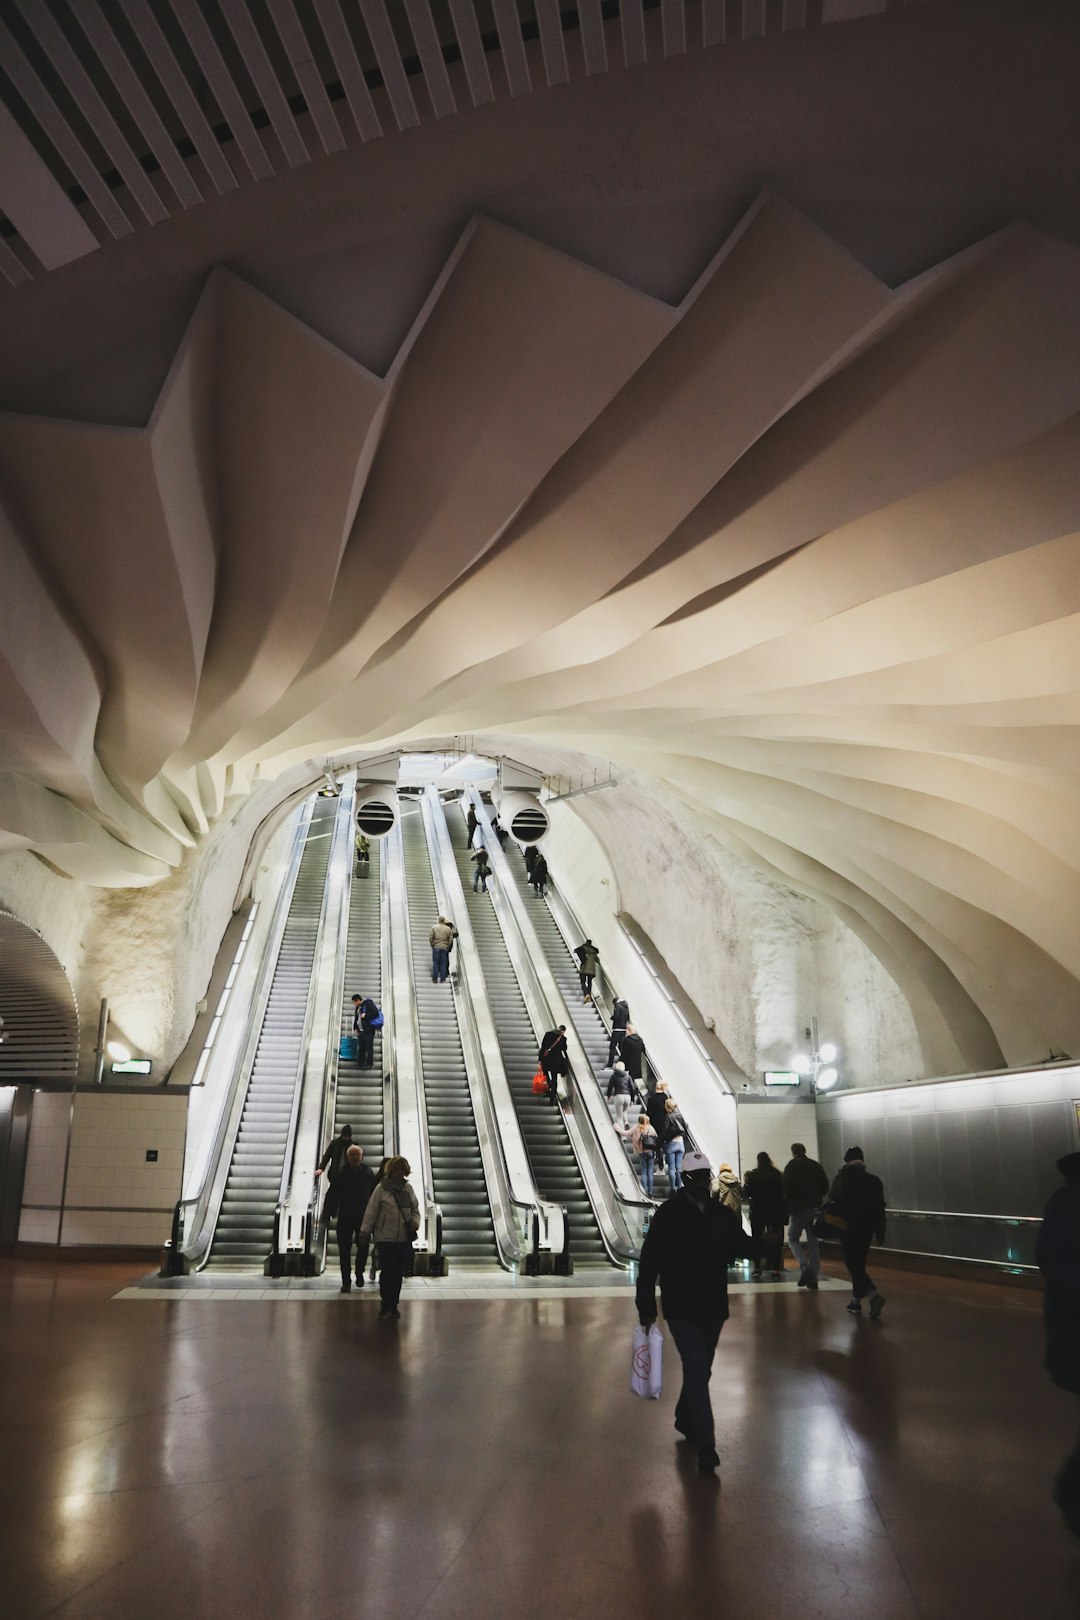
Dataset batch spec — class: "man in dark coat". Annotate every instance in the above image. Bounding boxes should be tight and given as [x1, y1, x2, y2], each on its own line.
[352, 993, 379, 1069]
[531, 852, 548, 896]
[829, 1146, 887, 1318]
[574, 938, 600, 1002]
[1035, 1151, 1080, 1538]
[636, 1150, 757, 1473]
[538, 1025, 568, 1103]
[618, 1023, 646, 1082]
[316, 1123, 352, 1184]
[324, 1144, 376, 1292]
[607, 997, 630, 1067]
[782, 1141, 830, 1290]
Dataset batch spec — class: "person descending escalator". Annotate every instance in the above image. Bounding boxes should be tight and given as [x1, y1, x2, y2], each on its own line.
[530, 851, 548, 897]
[324, 1144, 375, 1293]
[523, 844, 538, 879]
[315, 1123, 353, 1185]
[351, 993, 380, 1070]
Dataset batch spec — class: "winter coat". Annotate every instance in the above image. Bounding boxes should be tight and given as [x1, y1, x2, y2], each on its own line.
[1035, 1181, 1080, 1395]
[360, 1179, 420, 1243]
[353, 997, 378, 1031]
[829, 1163, 887, 1239]
[646, 1091, 669, 1140]
[324, 1161, 376, 1224]
[538, 1028, 568, 1075]
[471, 847, 489, 869]
[637, 1192, 755, 1325]
[429, 921, 457, 950]
[782, 1153, 830, 1211]
[662, 1108, 687, 1147]
[714, 1168, 743, 1213]
[618, 1031, 645, 1080]
[532, 855, 548, 884]
[524, 845, 538, 875]
[318, 1134, 352, 1182]
[606, 1066, 634, 1098]
[742, 1165, 786, 1225]
[611, 999, 630, 1032]
[575, 942, 600, 977]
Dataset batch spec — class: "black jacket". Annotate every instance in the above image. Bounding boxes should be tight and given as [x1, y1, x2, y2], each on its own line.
[606, 1067, 634, 1098]
[324, 1161, 376, 1223]
[742, 1164, 786, 1223]
[353, 997, 378, 1031]
[782, 1154, 829, 1211]
[830, 1163, 887, 1239]
[532, 855, 548, 883]
[662, 1108, 687, 1145]
[318, 1135, 351, 1182]
[646, 1091, 669, 1139]
[1036, 1180, 1080, 1395]
[539, 1028, 568, 1075]
[637, 1193, 755, 1325]
[611, 999, 630, 1032]
[618, 1031, 645, 1079]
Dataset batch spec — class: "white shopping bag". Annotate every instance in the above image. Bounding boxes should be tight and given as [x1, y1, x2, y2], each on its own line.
[630, 1324, 663, 1400]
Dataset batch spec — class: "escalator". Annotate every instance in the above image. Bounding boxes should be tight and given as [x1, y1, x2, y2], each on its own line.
[504, 839, 671, 1201]
[444, 803, 610, 1265]
[399, 799, 498, 1266]
[327, 837, 385, 1273]
[207, 795, 337, 1269]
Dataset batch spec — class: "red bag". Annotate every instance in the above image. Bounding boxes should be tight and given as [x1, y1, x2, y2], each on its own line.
[532, 1071, 548, 1095]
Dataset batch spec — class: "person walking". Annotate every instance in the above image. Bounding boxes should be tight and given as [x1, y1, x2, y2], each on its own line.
[829, 1146, 887, 1317]
[782, 1141, 830, 1289]
[630, 1112, 659, 1195]
[323, 1144, 376, 1292]
[1035, 1151, 1080, 1539]
[429, 916, 457, 983]
[606, 1060, 635, 1131]
[538, 1025, 568, 1103]
[471, 845, 491, 893]
[360, 1155, 419, 1318]
[714, 1163, 744, 1216]
[618, 1023, 646, 1082]
[316, 1122, 353, 1185]
[574, 938, 600, 1002]
[531, 851, 548, 897]
[607, 997, 630, 1067]
[351, 993, 380, 1070]
[663, 1099, 687, 1191]
[742, 1151, 787, 1280]
[636, 1149, 757, 1473]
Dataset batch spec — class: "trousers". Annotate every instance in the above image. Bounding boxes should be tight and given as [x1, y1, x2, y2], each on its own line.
[840, 1230, 876, 1299]
[787, 1208, 821, 1275]
[667, 1316, 724, 1451]
[750, 1212, 784, 1273]
[336, 1218, 370, 1287]
[377, 1241, 411, 1310]
[431, 946, 449, 981]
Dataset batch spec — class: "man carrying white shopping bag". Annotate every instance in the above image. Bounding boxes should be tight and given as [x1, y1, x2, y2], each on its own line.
[630, 1322, 663, 1400]
[636, 1149, 757, 1474]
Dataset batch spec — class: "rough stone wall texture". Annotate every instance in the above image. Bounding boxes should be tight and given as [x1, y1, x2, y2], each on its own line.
[0, 849, 98, 1014]
[566, 768, 924, 1089]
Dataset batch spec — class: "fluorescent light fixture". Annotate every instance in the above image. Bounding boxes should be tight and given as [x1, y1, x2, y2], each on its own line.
[818, 1041, 838, 1063]
[791, 1053, 813, 1075]
[817, 1066, 840, 1090]
[106, 1040, 131, 1062]
[764, 1070, 801, 1088]
[110, 1058, 152, 1076]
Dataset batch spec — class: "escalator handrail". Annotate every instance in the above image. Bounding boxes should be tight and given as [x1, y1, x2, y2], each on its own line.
[177, 796, 315, 1265]
[422, 786, 556, 1268]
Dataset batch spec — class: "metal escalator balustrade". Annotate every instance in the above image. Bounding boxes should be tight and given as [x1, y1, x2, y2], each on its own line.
[445, 803, 610, 1265]
[208, 796, 338, 1269]
[399, 801, 498, 1266]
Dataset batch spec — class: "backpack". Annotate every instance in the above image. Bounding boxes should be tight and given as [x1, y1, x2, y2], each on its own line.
[370, 1006, 384, 1029]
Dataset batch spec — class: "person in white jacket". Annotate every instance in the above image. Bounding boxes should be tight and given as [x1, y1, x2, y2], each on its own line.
[360, 1156, 419, 1318]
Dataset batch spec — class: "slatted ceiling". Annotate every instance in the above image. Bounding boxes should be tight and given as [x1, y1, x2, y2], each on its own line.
[447, 0, 495, 106]
[620, 0, 648, 66]
[126, 1, 239, 195]
[578, 0, 609, 77]
[661, 0, 688, 55]
[68, 0, 201, 211]
[533, 0, 569, 88]
[491, 0, 532, 97]
[0, 235, 32, 287]
[404, 0, 457, 119]
[313, 0, 383, 141]
[0, 96, 98, 268]
[358, 0, 420, 132]
[21, 0, 168, 225]
[174, 1, 275, 183]
[266, 0, 345, 156]
[219, 0, 309, 169]
[0, 913, 79, 1084]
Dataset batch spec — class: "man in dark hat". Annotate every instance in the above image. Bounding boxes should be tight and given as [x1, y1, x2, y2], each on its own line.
[1036, 1151, 1080, 1539]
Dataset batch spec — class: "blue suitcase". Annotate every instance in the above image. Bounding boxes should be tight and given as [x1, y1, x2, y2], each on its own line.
[339, 1035, 358, 1062]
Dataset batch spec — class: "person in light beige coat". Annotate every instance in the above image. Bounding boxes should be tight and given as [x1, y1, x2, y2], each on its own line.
[360, 1156, 419, 1317]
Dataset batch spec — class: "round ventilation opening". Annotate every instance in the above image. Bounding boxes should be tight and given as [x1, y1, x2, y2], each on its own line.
[356, 799, 395, 837]
[509, 805, 548, 844]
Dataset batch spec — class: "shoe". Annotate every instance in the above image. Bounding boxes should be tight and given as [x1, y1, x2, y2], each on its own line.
[846, 1300, 862, 1314]
[771, 1272, 783, 1281]
[378, 1307, 390, 1318]
[340, 1284, 351, 1294]
[869, 1292, 886, 1320]
[390, 1309, 400, 1318]
[797, 1269, 810, 1287]
[697, 1447, 720, 1474]
[354, 1276, 365, 1288]
[805, 1276, 819, 1291]
[751, 1270, 762, 1280]
[674, 1418, 693, 1441]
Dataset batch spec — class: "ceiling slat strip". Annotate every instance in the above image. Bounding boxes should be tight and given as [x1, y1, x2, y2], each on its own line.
[578, 0, 609, 76]
[403, 0, 457, 119]
[620, 0, 648, 66]
[68, 0, 202, 210]
[125, 1, 239, 195]
[312, 0, 382, 141]
[533, 0, 569, 87]
[21, 0, 169, 224]
[662, 0, 688, 55]
[218, 0, 309, 168]
[702, 0, 727, 45]
[0, 235, 33, 286]
[0, 98, 99, 268]
[266, 0, 345, 155]
[0, 19, 133, 238]
[358, 0, 420, 132]
[491, 0, 532, 97]
[173, 0, 275, 182]
[446, 0, 495, 106]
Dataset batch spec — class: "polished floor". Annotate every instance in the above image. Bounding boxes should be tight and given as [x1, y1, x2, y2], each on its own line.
[2, 1257, 1077, 1620]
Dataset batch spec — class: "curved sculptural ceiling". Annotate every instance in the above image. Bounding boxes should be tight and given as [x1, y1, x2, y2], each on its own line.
[2, 192, 1080, 1067]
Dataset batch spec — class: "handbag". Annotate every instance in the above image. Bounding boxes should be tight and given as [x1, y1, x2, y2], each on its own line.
[630, 1324, 663, 1400]
[370, 1007, 385, 1029]
[813, 1201, 848, 1239]
[531, 1070, 548, 1095]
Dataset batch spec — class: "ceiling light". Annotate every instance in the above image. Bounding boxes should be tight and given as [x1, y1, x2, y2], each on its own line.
[817, 1066, 839, 1090]
[818, 1041, 837, 1063]
[106, 1040, 131, 1062]
[791, 1053, 812, 1075]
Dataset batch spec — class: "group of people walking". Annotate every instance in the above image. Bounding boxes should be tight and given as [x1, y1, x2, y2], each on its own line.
[317, 1125, 419, 1318]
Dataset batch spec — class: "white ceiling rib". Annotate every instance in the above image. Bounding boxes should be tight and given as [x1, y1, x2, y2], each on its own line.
[0, 0, 943, 292]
